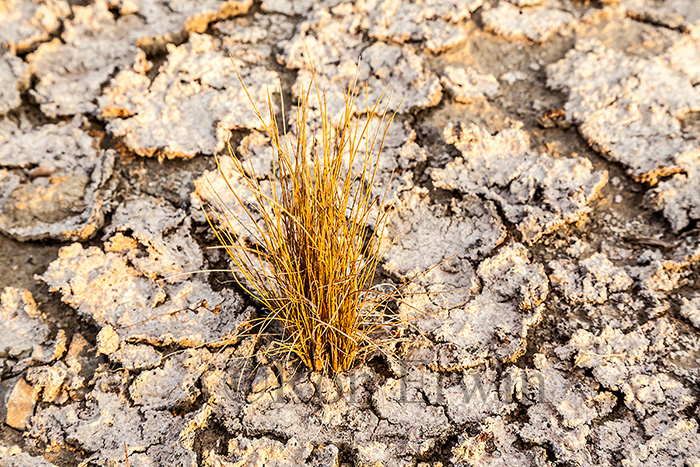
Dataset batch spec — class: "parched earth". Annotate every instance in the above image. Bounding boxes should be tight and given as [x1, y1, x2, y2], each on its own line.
[1, 0, 700, 466]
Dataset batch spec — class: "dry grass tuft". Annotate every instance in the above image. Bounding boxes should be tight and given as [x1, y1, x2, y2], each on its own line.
[205, 66, 400, 373]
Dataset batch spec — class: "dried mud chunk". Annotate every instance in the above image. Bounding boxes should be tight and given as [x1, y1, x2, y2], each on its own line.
[24, 334, 96, 405]
[400, 243, 548, 370]
[39, 239, 248, 348]
[216, 13, 296, 65]
[0, 52, 30, 115]
[546, 39, 700, 227]
[28, 371, 198, 466]
[238, 365, 438, 466]
[358, 41, 442, 113]
[625, 247, 697, 316]
[381, 189, 506, 295]
[130, 349, 230, 411]
[645, 169, 700, 231]
[0, 288, 66, 371]
[278, 6, 363, 71]
[451, 416, 546, 466]
[432, 123, 607, 243]
[515, 355, 617, 465]
[563, 320, 694, 418]
[372, 373, 451, 448]
[549, 253, 633, 304]
[280, 7, 441, 116]
[100, 33, 279, 159]
[190, 154, 273, 244]
[5, 377, 39, 430]
[111, 0, 254, 53]
[591, 418, 644, 466]
[0, 116, 115, 241]
[103, 340, 162, 370]
[0, 445, 57, 467]
[680, 295, 700, 329]
[104, 197, 203, 281]
[482, 1, 577, 42]
[27, 0, 147, 117]
[204, 437, 339, 467]
[440, 66, 499, 103]
[438, 368, 515, 425]
[661, 35, 700, 84]
[357, 0, 483, 53]
[0, 0, 70, 52]
[623, 417, 700, 466]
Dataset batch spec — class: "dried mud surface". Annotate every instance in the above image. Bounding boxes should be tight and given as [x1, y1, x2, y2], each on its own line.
[1, 0, 700, 466]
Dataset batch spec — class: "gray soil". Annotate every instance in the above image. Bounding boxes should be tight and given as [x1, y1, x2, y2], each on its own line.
[1, 0, 699, 466]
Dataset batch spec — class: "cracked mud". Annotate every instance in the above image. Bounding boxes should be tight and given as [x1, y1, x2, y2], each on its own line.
[1, 0, 700, 466]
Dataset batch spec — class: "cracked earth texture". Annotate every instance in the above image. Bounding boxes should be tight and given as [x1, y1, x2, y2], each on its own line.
[1, 0, 700, 466]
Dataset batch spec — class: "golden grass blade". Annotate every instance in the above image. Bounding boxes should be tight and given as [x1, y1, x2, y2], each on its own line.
[204, 56, 412, 373]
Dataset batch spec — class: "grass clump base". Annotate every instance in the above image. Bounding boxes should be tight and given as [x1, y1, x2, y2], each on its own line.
[207, 72, 398, 374]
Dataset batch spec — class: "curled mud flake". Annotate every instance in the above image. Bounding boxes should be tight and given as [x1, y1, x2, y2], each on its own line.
[621, 0, 700, 37]
[432, 123, 607, 243]
[204, 437, 339, 467]
[0, 288, 66, 372]
[514, 354, 617, 465]
[100, 33, 279, 159]
[547, 37, 700, 229]
[0, 445, 57, 467]
[39, 231, 249, 347]
[482, 1, 578, 43]
[0, 51, 30, 115]
[356, 0, 483, 53]
[440, 66, 499, 104]
[0, 0, 71, 52]
[27, 371, 198, 467]
[0, 116, 116, 242]
[27, 0, 147, 117]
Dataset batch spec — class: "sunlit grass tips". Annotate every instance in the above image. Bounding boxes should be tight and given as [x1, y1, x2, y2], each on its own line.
[204, 67, 399, 373]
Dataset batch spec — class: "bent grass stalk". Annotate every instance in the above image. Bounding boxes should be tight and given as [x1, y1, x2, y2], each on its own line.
[205, 66, 399, 373]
